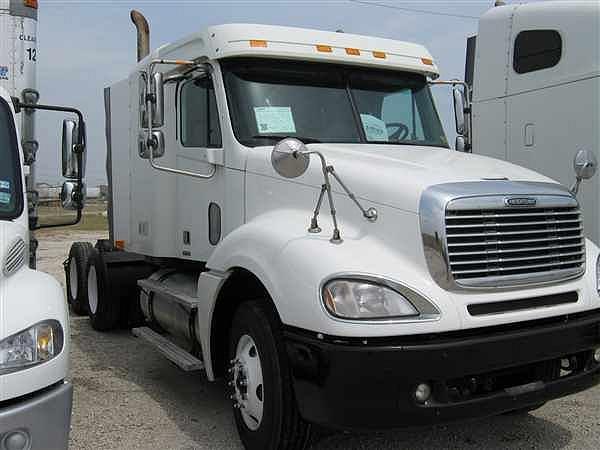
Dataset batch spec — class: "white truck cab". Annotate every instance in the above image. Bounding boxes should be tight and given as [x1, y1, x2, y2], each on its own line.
[74, 13, 600, 450]
[0, 86, 73, 450]
[464, 1, 600, 243]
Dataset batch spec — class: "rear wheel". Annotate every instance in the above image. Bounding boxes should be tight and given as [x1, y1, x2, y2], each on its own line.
[65, 242, 94, 315]
[87, 250, 120, 331]
[228, 300, 311, 450]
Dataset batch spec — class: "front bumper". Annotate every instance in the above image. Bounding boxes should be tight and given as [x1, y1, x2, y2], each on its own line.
[0, 382, 73, 450]
[285, 309, 600, 430]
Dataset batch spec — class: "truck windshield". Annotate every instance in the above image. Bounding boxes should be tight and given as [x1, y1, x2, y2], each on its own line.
[222, 58, 448, 148]
[0, 97, 23, 220]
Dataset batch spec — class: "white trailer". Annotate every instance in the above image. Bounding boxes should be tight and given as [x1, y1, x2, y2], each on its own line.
[463, 1, 600, 243]
[72, 11, 600, 450]
[1, 2, 89, 448]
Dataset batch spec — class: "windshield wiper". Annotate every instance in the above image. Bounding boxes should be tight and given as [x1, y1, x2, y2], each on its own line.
[252, 134, 322, 144]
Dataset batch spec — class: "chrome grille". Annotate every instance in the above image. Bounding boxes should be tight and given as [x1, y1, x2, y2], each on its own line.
[3, 237, 26, 276]
[445, 197, 585, 288]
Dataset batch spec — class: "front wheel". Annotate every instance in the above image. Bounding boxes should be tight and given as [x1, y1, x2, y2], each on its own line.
[228, 301, 311, 450]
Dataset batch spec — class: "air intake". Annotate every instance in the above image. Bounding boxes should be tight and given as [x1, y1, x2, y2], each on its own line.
[3, 237, 26, 276]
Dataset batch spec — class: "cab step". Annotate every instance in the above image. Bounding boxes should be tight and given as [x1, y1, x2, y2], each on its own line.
[138, 278, 203, 310]
[132, 326, 204, 372]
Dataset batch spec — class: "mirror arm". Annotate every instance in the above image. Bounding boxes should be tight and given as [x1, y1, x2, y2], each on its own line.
[15, 100, 86, 229]
[144, 59, 216, 179]
[298, 149, 378, 244]
[570, 178, 582, 196]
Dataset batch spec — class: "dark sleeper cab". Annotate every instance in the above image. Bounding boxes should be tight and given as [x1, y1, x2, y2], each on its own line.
[284, 309, 600, 430]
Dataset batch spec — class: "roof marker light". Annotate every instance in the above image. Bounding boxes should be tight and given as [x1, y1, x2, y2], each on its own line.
[250, 40, 268, 48]
[316, 44, 333, 53]
[345, 48, 360, 56]
[372, 51, 387, 59]
[24, 0, 38, 8]
[421, 57, 434, 66]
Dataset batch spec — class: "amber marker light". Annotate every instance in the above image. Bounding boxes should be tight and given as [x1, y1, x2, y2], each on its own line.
[250, 40, 268, 48]
[316, 44, 333, 53]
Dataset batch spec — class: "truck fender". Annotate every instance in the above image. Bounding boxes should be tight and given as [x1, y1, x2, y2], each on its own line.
[196, 211, 307, 380]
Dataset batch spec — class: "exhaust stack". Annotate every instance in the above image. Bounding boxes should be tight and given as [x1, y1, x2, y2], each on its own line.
[130, 10, 150, 62]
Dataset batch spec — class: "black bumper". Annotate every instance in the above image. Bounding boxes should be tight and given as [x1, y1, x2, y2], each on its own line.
[284, 309, 600, 430]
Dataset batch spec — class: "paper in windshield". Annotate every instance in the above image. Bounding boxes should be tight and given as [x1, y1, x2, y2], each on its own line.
[360, 114, 388, 142]
[254, 106, 297, 134]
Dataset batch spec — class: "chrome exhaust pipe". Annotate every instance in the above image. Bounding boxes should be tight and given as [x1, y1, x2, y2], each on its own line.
[130, 10, 150, 62]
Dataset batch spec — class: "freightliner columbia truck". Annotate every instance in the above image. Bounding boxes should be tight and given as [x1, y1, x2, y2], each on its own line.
[68, 10, 600, 450]
[1, 1, 87, 449]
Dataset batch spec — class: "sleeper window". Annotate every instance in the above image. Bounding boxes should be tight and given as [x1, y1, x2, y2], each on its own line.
[514, 30, 562, 74]
[180, 77, 222, 147]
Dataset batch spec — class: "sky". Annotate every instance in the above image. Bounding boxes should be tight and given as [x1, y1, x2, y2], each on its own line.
[32, 0, 524, 186]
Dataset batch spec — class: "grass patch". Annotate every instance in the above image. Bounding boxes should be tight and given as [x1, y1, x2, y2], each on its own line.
[37, 201, 109, 231]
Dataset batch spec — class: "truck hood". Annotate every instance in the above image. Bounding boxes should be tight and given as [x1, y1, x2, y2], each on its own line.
[284, 144, 558, 213]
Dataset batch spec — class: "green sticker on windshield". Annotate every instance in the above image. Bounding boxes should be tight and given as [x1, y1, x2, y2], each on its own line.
[254, 106, 297, 134]
[0, 192, 11, 204]
[360, 114, 388, 142]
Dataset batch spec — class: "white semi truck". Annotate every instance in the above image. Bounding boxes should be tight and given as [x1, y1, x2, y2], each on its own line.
[460, 1, 600, 244]
[1, 1, 88, 449]
[70, 11, 600, 450]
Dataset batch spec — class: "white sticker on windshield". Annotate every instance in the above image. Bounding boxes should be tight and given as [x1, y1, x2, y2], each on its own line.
[360, 114, 388, 142]
[0, 180, 9, 190]
[0, 192, 10, 204]
[254, 107, 297, 134]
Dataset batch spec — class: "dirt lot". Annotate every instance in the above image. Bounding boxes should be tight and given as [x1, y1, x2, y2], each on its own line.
[36, 229, 600, 450]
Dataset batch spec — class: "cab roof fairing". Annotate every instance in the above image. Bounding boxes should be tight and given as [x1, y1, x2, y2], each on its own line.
[132, 23, 440, 80]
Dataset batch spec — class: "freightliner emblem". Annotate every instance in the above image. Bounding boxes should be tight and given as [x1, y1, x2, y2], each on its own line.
[504, 197, 537, 207]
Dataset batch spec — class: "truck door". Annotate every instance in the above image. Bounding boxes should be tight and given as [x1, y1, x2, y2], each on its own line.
[175, 75, 225, 261]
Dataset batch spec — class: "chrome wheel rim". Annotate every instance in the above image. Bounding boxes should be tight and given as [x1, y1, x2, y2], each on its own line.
[69, 256, 78, 299]
[88, 265, 98, 314]
[231, 334, 264, 430]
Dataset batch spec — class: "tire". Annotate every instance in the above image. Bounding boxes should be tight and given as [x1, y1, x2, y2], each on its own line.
[228, 300, 311, 450]
[65, 242, 94, 316]
[87, 249, 120, 331]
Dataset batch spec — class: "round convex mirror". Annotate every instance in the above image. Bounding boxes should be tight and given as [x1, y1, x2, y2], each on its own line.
[271, 138, 310, 179]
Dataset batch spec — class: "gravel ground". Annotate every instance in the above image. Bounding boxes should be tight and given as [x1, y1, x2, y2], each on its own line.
[36, 229, 600, 450]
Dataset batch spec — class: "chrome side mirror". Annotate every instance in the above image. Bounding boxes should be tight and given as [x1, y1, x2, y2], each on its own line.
[271, 138, 310, 178]
[140, 72, 164, 128]
[61, 181, 85, 210]
[455, 136, 466, 152]
[453, 87, 466, 135]
[151, 72, 164, 128]
[138, 130, 165, 159]
[570, 149, 597, 196]
[61, 118, 86, 178]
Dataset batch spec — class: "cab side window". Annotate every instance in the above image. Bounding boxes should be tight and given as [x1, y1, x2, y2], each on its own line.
[513, 30, 562, 74]
[180, 77, 222, 147]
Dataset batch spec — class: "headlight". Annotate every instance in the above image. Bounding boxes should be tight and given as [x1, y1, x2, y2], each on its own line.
[0, 320, 63, 373]
[322, 278, 439, 320]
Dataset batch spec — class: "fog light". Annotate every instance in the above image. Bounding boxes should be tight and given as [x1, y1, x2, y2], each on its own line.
[594, 348, 600, 363]
[415, 383, 432, 404]
[2, 430, 30, 450]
